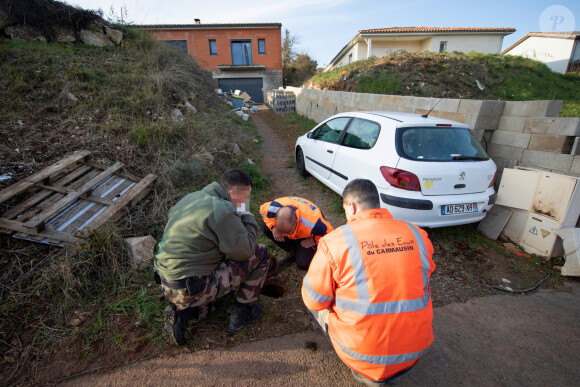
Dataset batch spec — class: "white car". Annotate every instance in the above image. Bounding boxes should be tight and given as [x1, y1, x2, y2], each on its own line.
[294, 111, 497, 228]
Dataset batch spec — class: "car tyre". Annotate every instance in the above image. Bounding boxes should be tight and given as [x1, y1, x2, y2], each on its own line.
[296, 148, 308, 177]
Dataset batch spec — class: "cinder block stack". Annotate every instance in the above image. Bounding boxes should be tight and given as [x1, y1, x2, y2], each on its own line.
[267, 90, 295, 114]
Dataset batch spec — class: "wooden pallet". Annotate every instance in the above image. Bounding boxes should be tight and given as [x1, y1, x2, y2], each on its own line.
[0, 150, 157, 246]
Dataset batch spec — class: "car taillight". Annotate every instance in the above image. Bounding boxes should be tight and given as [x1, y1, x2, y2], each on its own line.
[380, 166, 421, 191]
[488, 171, 497, 188]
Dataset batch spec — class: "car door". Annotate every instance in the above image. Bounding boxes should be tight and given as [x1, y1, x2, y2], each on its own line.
[329, 117, 383, 193]
[302, 117, 352, 180]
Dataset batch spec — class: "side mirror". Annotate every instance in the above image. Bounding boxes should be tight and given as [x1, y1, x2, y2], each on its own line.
[307, 132, 314, 139]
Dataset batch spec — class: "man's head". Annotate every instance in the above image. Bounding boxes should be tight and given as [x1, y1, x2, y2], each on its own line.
[219, 169, 253, 208]
[342, 179, 380, 220]
[275, 206, 297, 235]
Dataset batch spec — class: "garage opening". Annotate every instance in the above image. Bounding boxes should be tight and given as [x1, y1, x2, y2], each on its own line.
[218, 78, 264, 103]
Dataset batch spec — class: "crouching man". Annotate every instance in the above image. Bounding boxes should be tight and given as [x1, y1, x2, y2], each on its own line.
[301, 179, 435, 385]
[154, 169, 270, 345]
[259, 196, 333, 270]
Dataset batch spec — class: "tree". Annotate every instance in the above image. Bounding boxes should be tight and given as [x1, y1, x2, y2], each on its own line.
[286, 53, 318, 86]
[281, 29, 298, 74]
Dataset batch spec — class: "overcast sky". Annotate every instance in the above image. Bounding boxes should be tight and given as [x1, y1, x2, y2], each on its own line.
[62, 0, 579, 67]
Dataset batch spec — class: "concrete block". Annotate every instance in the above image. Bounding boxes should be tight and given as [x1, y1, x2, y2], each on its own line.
[396, 105, 414, 113]
[490, 130, 531, 148]
[411, 96, 437, 111]
[572, 138, 580, 156]
[380, 95, 395, 105]
[503, 100, 562, 117]
[415, 108, 436, 117]
[479, 100, 505, 116]
[437, 111, 466, 123]
[125, 236, 157, 270]
[458, 99, 483, 114]
[524, 117, 580, 136]
[381, 104, 398, 112]
[528, 134, 574, 153]
[487, 143, 512, 159]
[471, 129, 484, 141]
[510, 147, 524, 161]
[463, 114, 478, 129]
[436, 98, 461, 113]
[497, 116, 527, 133]
[570, 156, 580, 175]
[521, 149, 573, 172]
[393, 95, 412, 108]
[474, 114, 502, 131]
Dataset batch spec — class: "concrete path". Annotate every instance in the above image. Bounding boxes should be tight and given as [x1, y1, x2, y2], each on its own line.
[67, 281, 579, 386]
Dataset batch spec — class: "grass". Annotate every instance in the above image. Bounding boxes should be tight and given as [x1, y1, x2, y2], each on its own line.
[308, 52, 580, 117]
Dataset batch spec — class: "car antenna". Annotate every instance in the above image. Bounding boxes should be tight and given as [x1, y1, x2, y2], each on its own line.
[421, 98, 443, 118]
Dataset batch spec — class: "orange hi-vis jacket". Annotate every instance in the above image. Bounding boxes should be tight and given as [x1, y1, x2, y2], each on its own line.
[301, 208, 435, 382]
[260, 197, 333, 243]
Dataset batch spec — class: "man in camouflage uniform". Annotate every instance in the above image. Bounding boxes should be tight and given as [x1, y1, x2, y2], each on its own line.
[154, 169, 270, 345]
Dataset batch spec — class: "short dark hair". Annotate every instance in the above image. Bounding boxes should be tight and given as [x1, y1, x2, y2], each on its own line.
[218, 169, 253, 190]
[342, 179, 380, 210]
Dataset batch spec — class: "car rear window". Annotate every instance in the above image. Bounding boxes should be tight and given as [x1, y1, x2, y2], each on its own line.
[396, 126, 489, 161]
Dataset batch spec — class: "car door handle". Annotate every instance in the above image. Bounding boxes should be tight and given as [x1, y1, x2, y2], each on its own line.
[327, 150, 333, 154]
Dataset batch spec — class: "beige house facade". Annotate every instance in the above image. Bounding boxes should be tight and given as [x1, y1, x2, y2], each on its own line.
[326, 27, 515, 71]
[501, 31, 580, 74]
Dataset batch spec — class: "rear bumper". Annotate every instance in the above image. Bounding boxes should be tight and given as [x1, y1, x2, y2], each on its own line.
[379, 188, 496, 228]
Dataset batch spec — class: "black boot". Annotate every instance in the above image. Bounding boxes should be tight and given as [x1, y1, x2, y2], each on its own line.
[227, 301, 263, 332]
[163, 305, 189, 346]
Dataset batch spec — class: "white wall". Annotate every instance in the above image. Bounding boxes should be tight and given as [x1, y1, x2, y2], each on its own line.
[505, 37, 574, 73]
[429, 34, 504, 54]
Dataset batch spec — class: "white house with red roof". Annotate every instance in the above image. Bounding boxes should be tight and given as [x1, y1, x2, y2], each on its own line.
[325, 27, 515, 71]
[501, 31, 580, 74]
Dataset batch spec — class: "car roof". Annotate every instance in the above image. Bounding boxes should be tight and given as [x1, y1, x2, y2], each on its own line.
[338, 111, 470, 128]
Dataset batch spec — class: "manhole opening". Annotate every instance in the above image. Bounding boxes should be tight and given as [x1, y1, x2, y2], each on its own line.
[261, 283, 286, 298]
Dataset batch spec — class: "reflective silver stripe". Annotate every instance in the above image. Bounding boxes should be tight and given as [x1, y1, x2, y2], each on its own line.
[341, 226, 370, 301]
[303, 274, 334, 303]
[336, 222, 431, 315]
[333, 335, 426, 365]
[336, 294, 431, 315]
[403, 222, 430, 293]
[267, 205, 281, 215]
[299, 216, 314, 229]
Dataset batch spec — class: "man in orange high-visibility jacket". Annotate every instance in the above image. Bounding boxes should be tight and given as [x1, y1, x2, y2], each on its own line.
[260, 197, 333, 270]
[302, 179, 435, 386]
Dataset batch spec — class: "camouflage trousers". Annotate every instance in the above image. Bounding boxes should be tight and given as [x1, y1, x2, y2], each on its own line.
[162, 244, 270, 320]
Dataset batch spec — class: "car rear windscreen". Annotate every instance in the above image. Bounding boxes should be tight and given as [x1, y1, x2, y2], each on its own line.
[396, 126, 489, 162]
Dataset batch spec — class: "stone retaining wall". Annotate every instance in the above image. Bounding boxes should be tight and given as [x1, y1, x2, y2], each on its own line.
[284, 87, 580, 179]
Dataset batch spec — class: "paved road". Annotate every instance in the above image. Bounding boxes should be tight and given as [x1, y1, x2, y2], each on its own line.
[66, 281, 579, 386]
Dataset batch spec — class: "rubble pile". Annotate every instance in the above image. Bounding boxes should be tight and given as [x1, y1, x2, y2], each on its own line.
[216, 89, 259, 121]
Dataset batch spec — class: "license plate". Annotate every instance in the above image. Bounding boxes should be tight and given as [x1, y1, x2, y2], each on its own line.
[441, 203, 478, 215]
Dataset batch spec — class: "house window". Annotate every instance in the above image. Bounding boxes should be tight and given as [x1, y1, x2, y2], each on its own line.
[439, 41, 447, 53]
[231, 40, 252, 65]
[348, 53, 352, 64]
[209, 39, 217, 55]
[258, 39, 266, 54]
[164, 40, 188, 54]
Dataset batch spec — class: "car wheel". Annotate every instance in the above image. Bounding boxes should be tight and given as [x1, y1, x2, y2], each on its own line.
[296, 148, 308, 177]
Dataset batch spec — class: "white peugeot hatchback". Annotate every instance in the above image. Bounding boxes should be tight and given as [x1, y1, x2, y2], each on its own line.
[294, 111, 497, 228]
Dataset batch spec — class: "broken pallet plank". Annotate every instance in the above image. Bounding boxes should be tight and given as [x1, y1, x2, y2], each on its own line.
[81, 173, 156, 234]
[0, 218, 78, 243]
[0, 150, 90, 205]
[0, 164, 93, 220]
[23, 162, 124, 232]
